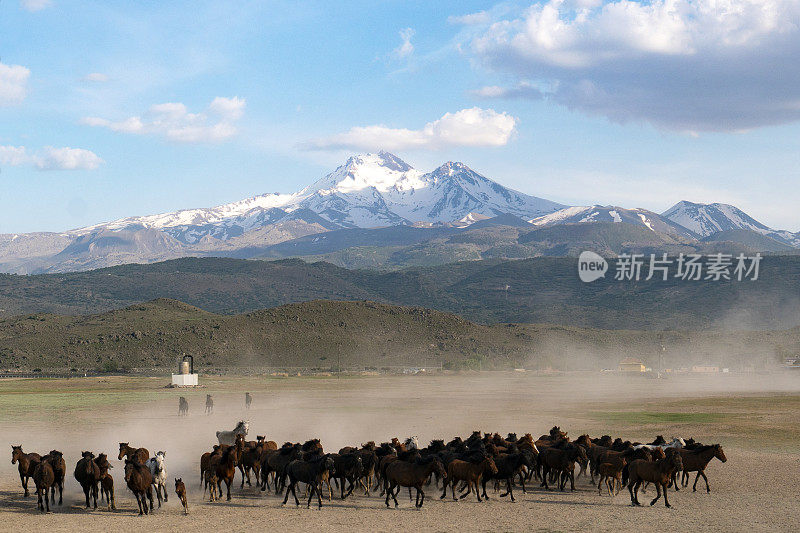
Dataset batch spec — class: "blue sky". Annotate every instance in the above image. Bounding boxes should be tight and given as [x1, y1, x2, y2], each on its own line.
[1, 0, 799, 233]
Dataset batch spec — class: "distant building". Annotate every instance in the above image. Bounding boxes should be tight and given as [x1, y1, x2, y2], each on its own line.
[691, 364, 719, 373]
[618, 358, 646, 372]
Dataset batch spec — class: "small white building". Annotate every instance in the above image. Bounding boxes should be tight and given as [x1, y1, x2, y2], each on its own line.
[171, 355, 199, 387]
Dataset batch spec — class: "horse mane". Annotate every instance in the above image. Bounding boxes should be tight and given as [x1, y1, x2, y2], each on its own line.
[693, 444, 718, 454]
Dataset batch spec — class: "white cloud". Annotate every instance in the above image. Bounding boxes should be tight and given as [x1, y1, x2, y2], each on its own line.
[0, 145, 103, 171]
[83, 72, 108, 82]
[468, 0, 800, 132]
[472, 82, 544, 99]
[448, 11, 491, 25]
[82, 96, 245, 143]
[303, 107, 517, 151]
[0, 62, 30, 105]
[393, 28, 415, 59]
[20, 0, 52, 12]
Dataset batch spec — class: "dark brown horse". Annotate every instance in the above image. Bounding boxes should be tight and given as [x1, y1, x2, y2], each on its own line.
[628, 453, 683, 508]
[95, 453, 115, 510]
[46, 450, 66, 506]
[178, 396, 189, 416]
[678, 444, 727, 492]
[118, 442, 149, 464]
[33, 458, 55, 513]
[282, 455, 336, 509]
[11, 445, 41, 497]
[74, 451, 102, 509]
[124, 459, 154, 515]
[385, 456, 446, 509]
[212, 441, 240, 501]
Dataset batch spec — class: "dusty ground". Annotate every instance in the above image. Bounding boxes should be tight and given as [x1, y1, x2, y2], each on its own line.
[0, 372, 798, 532]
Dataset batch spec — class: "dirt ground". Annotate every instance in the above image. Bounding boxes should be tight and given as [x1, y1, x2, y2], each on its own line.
[0, 372, 798, 532]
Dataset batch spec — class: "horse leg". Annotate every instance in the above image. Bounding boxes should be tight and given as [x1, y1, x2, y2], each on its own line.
[83, 483, 90, 508]
[156, 482, 163, 507]
[147, 486, 154, 513]
[385, 481, 392, 507]
[316, 483, 323, 509]
[506, 478, 515, 502]
[391, 483, 400, 507]
[656, 483, 672, 509]
[649, 482, 662, 506]
[136, 493, 144, 515]
[418, 487, 425, 508]
[701, 471, 711, 492]
[692, 471, 701, 492]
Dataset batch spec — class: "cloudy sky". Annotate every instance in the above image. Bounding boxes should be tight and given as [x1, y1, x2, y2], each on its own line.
[2, 0, 799, 233]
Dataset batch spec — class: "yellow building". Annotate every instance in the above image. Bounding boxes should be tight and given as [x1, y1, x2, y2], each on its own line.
[618, 357, 646, 372]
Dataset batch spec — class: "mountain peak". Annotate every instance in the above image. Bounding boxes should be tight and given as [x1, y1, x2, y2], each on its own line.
[662, 200, 771, 237]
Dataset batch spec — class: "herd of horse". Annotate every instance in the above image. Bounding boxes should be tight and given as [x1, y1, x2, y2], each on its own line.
[10, 423, 727, 515]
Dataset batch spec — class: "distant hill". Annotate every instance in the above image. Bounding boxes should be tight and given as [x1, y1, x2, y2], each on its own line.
[0, 299, 795, 373]
[0, 256, 799, 330]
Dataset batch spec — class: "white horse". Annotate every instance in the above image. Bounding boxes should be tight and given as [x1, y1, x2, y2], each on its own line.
[404, 436, 420, 450]
[634, 436, 685, 451]
[216, 420, 249, 446]
[147, 451, 168, 506]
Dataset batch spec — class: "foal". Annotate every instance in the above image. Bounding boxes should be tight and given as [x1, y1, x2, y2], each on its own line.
[175, 478, 189, 514]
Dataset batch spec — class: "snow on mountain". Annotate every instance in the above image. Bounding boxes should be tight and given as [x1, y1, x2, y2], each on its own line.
[72, 152, 564, 242]
[530, 205, 697, 239]
[662, 201, 800, 247]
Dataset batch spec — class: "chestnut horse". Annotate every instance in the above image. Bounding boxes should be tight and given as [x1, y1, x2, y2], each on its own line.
[11, 445, 41, 497]
[118, 442, 149, 464]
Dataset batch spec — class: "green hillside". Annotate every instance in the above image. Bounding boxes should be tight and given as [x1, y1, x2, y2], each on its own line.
[0, 255, 798, 330]
[1, 299, 796, 373]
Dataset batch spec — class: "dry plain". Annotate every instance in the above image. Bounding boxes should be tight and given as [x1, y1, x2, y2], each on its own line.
[0, 372, 798, 532]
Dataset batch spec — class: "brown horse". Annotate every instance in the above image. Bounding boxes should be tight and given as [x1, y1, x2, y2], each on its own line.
[124, 459, 154, 515]
[33, 458, 55, 513]
[11, 445, 41, 497]
[178, 396, 189, 416]
[46, 450, 66, 506]
[118, 442, 149, 464]
[628, 453, 683, 508]
[212, 442, 240, 501]
[678, 444, 727, 492]
[175, 478, 189, 514]
[442, 457, 498, 502]
[282, 455, 336, 509]
[384, 456, 446, 509]
[95, 453, 115, 510]
[597, 460, 625, 495]
[74, 451, 102, 509]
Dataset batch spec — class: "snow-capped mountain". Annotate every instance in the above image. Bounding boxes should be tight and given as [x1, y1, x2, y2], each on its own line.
[530, 205, 698, 239]
[662, 201, 800, 247]
[73, 152, 564, 243]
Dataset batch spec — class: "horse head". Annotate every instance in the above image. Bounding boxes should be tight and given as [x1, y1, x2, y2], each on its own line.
[11, 445, 22, 464]
[404, 436, 419, 450]
[713, 444, 727, 462]
[117, 443, 128, 460]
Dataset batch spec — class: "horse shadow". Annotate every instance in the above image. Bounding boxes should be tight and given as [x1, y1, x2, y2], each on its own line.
[0, 489, 129, 515]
